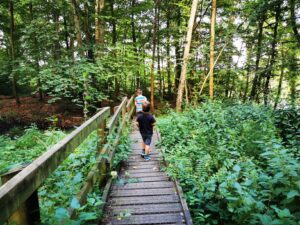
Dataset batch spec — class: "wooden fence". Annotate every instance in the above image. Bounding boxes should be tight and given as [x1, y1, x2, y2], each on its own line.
[0, 96, 135, 225]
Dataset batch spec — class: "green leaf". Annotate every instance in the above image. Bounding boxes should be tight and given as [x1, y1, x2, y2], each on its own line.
[70, 197, 80, 209]
[277, 208, 291, 218]
[55, 207, 69, 219]
[286, 190, 299, 199]
[73, 172, 83, 184]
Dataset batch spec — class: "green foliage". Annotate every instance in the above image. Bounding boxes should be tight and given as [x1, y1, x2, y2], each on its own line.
[0, 125, 65, 175]
[112, 126, 132, 169]
[39, 130, 102, 224]
[274, 108, 300, 152]
[158, 102, 300, 224]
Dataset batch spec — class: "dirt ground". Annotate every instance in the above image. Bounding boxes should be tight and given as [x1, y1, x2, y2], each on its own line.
[0, 95, 84, 132]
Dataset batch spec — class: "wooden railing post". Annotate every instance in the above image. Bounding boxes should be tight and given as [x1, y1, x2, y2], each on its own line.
[1, 166, 40, 225]
[98, 118, 107, 150]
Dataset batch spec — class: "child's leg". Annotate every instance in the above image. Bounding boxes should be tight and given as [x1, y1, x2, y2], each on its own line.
[145, 144, 150, 155]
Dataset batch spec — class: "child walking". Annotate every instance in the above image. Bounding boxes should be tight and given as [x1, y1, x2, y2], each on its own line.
[135, 88, 147, 116]
[136, 101, 156, 161]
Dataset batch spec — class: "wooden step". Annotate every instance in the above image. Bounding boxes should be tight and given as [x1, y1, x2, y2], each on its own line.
[109, 195, 180, 206]
[113, 181, 174, 190]
[109, 203, 183, 215]
[107, 213, 185, 225]
[111, 188, 176, 197]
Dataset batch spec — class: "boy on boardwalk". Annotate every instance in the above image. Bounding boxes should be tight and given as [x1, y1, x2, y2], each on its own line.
[135, 89, 147, 116]
[136, 101, 156, 161]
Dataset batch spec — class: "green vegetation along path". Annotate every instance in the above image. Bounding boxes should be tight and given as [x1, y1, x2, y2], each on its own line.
[102, 128, 191, 225]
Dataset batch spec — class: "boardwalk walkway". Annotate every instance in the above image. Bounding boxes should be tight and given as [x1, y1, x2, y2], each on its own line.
[102, 129, 191, 225]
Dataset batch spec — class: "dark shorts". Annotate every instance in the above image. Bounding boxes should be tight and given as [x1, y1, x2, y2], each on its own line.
[141, 134, 152, 146]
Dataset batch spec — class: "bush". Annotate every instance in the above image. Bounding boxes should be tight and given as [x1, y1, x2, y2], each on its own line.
[158, 102, 300, 225]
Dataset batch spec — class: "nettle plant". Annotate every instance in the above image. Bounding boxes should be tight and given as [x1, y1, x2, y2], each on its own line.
[158, 102, 300, 225]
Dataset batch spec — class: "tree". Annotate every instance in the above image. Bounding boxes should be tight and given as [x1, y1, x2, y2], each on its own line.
[209, 0, 216, 100]
[176, 0, 199, 112]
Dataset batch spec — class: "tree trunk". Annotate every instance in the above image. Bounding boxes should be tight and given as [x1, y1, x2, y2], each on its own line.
[9, 1, 20, 105]
[150, 0, 159, 111]
[157, 3, 162, 99]
[209, 0, 217, 100]
[174, 5, 182, 96]
[250, 13, 265, 100]
[263, 1, 281, 105]
[110, 0, 117, 45]
[274, 48, 284, 109]
[166, 8, 172, 99]
[290, 0, 300, 46]
[176, 0, 198, 112]
[70, 0, 83, 50]
[95, 0, 105, 54]
[29, 3, 43, 101]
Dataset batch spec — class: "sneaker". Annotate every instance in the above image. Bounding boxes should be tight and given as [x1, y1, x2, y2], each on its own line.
[144, 155, 151, 161]
[141, 149, 145, 158]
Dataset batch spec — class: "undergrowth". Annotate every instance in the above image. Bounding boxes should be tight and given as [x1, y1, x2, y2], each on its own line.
[0, 123, 131, 224]
[158, 102, 300, 225]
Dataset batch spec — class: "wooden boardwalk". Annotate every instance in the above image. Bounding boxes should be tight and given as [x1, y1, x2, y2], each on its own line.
[102, 129, 192, 225]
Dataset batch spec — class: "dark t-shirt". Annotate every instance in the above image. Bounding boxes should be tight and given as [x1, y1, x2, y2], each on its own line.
[136, 113, 156, 135]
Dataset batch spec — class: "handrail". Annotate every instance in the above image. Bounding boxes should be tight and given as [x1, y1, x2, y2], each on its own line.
[0, 96, 136, 224]
[107, 97, 127, 133]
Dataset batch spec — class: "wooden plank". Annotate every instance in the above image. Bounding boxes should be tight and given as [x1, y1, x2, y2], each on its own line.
[108, 213, 185, 225]
[109, 195, 180, 206]
[126, 155, 160, 161]
[111, 188, 176, 197]
[0, 107, 110, 224]
[109, 203, 183, 215]
[125, 168, 161, 174]
[125, 164, 160, 170]
[137, 176, 170, 182]
[113, 181, 174, 190]
[122, 172, 166, 178]
[125, 161, 159, 166]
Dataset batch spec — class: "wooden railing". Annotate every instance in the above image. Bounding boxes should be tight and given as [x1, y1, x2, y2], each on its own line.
[0, 96, 135, 225]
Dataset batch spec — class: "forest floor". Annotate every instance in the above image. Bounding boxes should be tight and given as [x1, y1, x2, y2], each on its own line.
[0, 95, 83, 134]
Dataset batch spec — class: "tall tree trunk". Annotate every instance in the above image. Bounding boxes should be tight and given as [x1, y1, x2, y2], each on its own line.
[150, 0, 159, 111]
[131, 0, 137, 52]
[110, 0, 117, 45]
[174, 5, 182, 97]
[274, 48, 284, 109]
[166, 9, 172, 99]
[263, 1, 281, 105]
[290, 0, 300, 46]
[9, 1, 20, 105]
[70, 0, 83, 51]
[209, 0, 217, 100]
[29, 3, 43, 101]
[250, 13, 265, 100]
[95, 0, 105, 54]
[84, 2, 93, 60]
[176, 0, 198, 112]
[156, 2, 162, 99]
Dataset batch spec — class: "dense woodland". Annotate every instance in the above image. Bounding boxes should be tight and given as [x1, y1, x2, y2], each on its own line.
[0, 0, 299, 113]
[0, 0, 300, 224]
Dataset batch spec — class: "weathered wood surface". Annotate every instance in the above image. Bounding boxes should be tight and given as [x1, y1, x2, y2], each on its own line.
[0, 107, 110, 224]
[102, 130, 192, 225]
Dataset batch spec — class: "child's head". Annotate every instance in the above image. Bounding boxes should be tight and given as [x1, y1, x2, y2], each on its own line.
[136, 88, 142, 96]
[142, 101, 151, 112]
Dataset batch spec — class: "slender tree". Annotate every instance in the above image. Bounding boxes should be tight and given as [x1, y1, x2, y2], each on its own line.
[209, 0, 217, 100]
[9, 0, 20, 105]
[176, 0, 199, 112]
